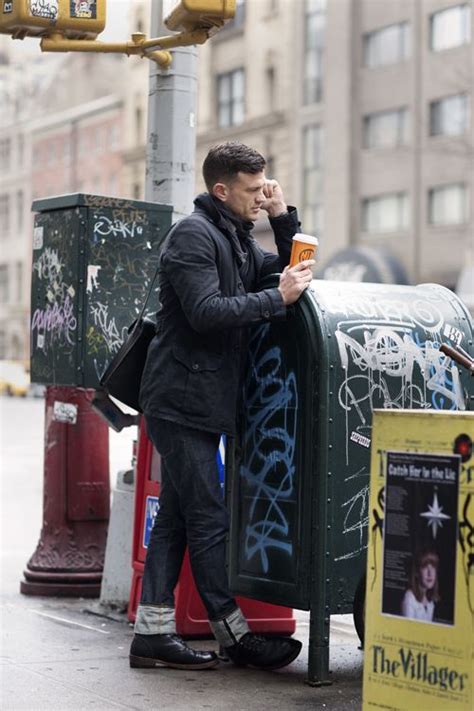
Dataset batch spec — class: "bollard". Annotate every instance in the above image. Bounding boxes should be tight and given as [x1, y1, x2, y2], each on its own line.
[20, 386, 110, 597]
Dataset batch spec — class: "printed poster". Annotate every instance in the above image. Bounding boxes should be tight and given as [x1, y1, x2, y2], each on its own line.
[363, 410, 473, 711]
[382, 451, 459, 627]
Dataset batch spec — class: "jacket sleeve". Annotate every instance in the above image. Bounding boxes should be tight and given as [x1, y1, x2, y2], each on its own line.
[161, 220, 286, 334]
[259, 206, 301, 278]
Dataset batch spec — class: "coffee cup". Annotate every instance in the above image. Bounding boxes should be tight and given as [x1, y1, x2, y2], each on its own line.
[289, 234, 319, 268]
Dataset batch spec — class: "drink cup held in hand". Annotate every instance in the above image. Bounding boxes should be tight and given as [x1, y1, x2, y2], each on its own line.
[289, 234, 319, 268]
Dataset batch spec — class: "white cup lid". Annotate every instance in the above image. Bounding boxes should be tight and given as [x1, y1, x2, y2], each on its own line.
[292, 233, 319, 245]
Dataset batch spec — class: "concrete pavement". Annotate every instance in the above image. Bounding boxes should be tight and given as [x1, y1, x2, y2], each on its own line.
[0, 397, 363, 710]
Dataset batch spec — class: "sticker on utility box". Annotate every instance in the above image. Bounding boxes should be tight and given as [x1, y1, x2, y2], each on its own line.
[53, 401, 78, 424]
[33, 226, 44, 250]
[143, 495, 159, 548]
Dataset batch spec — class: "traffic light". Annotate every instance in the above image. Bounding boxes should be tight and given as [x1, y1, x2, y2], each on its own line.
[164, 0, 236, 32]
[0, 0, 105, 40]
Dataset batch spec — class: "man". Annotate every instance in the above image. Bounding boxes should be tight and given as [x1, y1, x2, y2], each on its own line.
[130, 142, 314, 671]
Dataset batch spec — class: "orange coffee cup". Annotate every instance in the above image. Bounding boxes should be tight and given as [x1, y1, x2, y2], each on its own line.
[289, 234, 319, 267]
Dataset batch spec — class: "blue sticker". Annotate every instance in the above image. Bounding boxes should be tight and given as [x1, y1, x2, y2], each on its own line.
[143, 495, 159, 549]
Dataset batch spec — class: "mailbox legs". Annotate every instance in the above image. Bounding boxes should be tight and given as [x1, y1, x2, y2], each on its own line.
[20, 386, 110, 597]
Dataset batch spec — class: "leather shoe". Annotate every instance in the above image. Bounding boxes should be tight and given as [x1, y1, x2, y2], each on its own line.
[130, 633, 219, 670]
[226, 633, 302, 670]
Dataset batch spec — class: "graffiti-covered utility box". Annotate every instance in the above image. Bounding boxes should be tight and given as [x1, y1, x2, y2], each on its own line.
[30, 194, 172, 388]
[226, 279, 473, 685]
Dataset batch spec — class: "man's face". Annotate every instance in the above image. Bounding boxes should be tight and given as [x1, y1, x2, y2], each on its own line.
[213, 171, 266, 222]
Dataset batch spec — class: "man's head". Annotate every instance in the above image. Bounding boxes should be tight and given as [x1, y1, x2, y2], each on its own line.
[203, 142, 267, 222]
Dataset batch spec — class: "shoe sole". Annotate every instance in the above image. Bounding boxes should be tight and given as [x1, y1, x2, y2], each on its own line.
[129, 654, 219, 670]
[244, 643, 303, 671]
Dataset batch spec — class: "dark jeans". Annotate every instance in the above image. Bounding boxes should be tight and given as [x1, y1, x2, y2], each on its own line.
[140, 416, 237, 621]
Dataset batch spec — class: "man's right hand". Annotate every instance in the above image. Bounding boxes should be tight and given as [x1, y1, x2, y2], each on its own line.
[278, 260, 315, 305]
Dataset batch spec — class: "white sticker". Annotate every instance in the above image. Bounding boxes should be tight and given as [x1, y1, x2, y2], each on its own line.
[350, 431, 371, 448]
[33, 226, 44, 250]
[189, 111, 195, 128]
[37, 334, 44, 349]
[86, 265, 102, 293]
[53, 401, 78, 425]
[30, 0, 58, 20]
[443, 323, 463, 346]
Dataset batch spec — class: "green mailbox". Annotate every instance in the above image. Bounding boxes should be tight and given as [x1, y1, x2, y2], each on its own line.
[226, 278, 473, 685]
[30, 194, 172, 388]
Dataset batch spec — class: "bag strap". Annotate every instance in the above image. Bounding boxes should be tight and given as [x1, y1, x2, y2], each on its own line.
[137, 221, 177, 322]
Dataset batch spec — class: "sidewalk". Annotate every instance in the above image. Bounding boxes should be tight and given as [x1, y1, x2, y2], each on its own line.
[0, 397, 363, 710]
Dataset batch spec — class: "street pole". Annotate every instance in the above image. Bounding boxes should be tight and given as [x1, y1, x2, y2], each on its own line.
[145, 0, 198, 220]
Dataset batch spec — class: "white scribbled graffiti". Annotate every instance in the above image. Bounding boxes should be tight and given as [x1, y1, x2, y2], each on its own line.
[89, 301, 128, 355]
[31, 248, 77, 352]
[93, 216, 143, 241]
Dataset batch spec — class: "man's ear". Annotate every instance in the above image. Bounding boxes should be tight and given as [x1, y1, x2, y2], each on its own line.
[212, 182, 228, 202]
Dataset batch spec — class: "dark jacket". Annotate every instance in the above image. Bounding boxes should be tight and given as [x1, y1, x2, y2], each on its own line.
[139, 193, 300, 435]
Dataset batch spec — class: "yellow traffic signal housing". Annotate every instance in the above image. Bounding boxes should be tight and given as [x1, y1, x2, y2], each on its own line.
[0, 0, 105, 40]
[164, 0, 235, 33]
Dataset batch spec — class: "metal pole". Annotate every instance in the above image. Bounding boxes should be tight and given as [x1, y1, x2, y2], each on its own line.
[145, 0, 198, 221]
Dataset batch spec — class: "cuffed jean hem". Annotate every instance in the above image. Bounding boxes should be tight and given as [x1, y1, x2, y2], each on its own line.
[134, 604, 176, 635]
[209, 606, 250, 648]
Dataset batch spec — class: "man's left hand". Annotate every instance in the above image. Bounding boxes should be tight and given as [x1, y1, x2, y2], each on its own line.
[261, 179, 288, 218]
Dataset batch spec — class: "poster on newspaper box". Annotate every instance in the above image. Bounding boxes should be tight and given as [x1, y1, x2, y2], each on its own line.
[363, 410, 473, 711]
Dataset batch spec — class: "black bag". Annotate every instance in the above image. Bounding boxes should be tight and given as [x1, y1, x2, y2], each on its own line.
[99, 225, 175, 411]
[99, 317, 156, 412]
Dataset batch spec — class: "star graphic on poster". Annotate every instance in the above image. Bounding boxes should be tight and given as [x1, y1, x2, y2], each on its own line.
[420, 492, 451, 538]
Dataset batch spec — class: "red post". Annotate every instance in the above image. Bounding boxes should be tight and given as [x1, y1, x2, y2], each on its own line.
[20, 386, 110, 597]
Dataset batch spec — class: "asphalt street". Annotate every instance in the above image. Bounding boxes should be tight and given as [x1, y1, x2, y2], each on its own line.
[0, 396, 363, 710]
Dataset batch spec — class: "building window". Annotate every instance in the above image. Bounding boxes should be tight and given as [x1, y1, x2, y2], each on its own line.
[16, 261, 22, 302]
[364, 108, 409, 148]
[364, 22, 410, 68]
[0, 138, 11, 171]
[0, 195, 10, 235]
[109, 124, 119, 150]
[17, 134, 24, 167]
[16, 190, 23, 231]
[217, 69, 245, 128]
[362, 192, 409, 233]
[0, 264, 9, 303]
[430, 4, 471, 51]
[302, 124, 324, 233]
[429, 94, 469, 136]
[428, 183, 469, 225]
[303, 0, 326, 105]
[0, 330, 5, 359]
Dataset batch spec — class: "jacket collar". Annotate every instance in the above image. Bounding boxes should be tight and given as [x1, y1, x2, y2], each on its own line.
[193, 193, 252, 267]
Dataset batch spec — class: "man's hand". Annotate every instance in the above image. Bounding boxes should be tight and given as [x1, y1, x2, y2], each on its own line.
[261, 179, 287, 218]
[278, 260, 315, 305]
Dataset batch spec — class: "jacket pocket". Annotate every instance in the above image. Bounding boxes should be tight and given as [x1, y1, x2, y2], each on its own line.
[172, 347, 223, 417]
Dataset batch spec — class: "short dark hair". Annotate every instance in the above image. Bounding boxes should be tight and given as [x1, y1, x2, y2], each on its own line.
[202, 141, 266, 191]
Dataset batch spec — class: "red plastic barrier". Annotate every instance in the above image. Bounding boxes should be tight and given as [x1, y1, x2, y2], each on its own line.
[128, 419, 295, 637]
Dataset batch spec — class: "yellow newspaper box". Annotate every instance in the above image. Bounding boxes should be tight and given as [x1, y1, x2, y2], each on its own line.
[0, 0, 105, 39]
[363, 409, 473, 710]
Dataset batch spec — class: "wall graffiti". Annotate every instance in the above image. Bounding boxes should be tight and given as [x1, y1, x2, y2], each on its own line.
[31, 246, 77, 354]
[240, 324, 298, 574]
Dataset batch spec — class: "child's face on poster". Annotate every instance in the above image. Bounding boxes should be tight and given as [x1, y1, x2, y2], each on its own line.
[420, 562, 437, 591]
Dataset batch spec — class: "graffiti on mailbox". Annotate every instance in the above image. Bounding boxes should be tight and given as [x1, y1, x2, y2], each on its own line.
[315, 284, 469, 565]
[240, 324, 297, 574]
